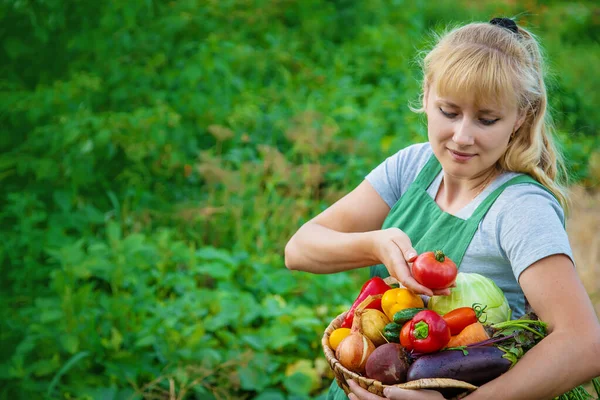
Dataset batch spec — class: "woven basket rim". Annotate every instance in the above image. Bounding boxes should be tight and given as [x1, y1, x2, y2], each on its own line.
[322, 311, 478, 396]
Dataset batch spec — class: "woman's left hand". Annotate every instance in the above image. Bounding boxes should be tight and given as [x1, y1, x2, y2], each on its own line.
[347, 380, 446, 400]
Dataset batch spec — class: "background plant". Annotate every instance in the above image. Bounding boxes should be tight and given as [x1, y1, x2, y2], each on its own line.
[1, 0, 598, 399]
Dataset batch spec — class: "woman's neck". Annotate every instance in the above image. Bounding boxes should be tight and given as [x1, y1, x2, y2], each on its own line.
[435, 168, 499, 214]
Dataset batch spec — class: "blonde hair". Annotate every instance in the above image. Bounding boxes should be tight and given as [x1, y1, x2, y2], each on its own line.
[414, 21, 570, 211]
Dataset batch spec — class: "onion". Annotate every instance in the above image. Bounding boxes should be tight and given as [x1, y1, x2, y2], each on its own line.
[336, 331, 376, 373]
[361, 309, 390, 347]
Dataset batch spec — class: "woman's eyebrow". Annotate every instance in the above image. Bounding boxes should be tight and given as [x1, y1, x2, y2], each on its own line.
[437, 99, 502, 114]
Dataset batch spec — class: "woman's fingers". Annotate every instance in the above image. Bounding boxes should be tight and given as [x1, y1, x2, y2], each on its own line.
[373, 228, 441, 297]
[431, 288, 452, 296]
[348, 379, 446, 399]
[383, 386, 446, 399]
[388, 230, 418, 262]
[388, 240, 433, 296]
[398, 272, 434, 297]
[347, 380, 385, 399]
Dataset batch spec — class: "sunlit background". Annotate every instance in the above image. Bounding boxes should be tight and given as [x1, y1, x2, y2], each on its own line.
[1, 1, 598, 399]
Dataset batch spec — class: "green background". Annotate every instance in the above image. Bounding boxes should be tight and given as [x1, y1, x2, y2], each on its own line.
[1, 0, 598, 399]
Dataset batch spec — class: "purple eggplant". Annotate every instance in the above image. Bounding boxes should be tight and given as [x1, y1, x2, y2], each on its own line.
[407, 346, 512, 385]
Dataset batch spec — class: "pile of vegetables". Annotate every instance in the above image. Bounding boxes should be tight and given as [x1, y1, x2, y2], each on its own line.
[327, 250, 600, 399]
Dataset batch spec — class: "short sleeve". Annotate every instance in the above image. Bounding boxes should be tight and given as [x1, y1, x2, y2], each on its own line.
[365, 143, 433, 208]
[497, 186, 574, 280]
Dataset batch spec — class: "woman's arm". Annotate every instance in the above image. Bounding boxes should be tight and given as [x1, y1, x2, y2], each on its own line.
[466, 254, 600, 400]
[284, 180, 392, 273]
[284, 180, 444, 296]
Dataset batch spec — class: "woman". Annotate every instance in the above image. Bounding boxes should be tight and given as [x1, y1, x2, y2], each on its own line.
[284, 18, 600, 400]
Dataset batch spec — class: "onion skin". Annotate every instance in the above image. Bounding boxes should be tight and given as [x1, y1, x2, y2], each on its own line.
[335, 333, 376, 374]
[361, 309, 390, 347]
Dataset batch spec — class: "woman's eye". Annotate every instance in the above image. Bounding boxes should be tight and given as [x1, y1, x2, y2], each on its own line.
[439, 107, 457, 118]
[480, 118, 500, 126]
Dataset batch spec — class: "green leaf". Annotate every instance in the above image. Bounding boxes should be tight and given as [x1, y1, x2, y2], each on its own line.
[261, 324, 296, 350]
[266, 270, 297, 295]
[253, 390, 286, 400]
[240, 334, 264, 350]
[283, 372, 314, 396]
[80, 387, 116, 400]
[196, 247, 238, 268]
[239, 365, 271, 391]
[192, 386, 217, 400]
[60, 334, 80, 354]
[134, 335, 156, 348]
[40, 309, 63, 323]
[46, 351, 90, 396]
[106, 221, 122, 244]
[102, 328, 123, 351]
[30, 356, 60, 377]
[196, 261, 234, 280]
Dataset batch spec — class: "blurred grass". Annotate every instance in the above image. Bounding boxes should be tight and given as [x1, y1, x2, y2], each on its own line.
[0, 0, 598, 399]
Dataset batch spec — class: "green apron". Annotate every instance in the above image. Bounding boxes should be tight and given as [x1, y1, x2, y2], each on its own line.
[326, 154, 545, 400]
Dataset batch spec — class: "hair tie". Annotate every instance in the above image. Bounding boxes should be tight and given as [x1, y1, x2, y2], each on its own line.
[489, 17, 519, 35]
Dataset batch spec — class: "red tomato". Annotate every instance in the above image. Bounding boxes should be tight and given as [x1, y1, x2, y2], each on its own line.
[411, 250, 457, 290]
[443, 304, 488, 335]
[400, 321, 413, 351]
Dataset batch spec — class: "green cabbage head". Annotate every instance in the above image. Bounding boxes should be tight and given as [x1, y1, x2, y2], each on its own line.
[428, 272, 512, 324]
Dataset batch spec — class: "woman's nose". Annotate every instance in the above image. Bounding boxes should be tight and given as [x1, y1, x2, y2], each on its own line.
[452, 121, 475, 146]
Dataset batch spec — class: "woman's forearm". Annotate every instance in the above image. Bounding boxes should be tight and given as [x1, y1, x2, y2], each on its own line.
[467, 329, 600, 400]
[284, 222, 379, 274]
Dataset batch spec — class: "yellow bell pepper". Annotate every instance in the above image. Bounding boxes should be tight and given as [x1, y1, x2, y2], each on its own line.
[381, 288, 425, 320]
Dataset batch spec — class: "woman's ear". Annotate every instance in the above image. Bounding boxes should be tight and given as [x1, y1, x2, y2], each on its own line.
[514, 109, 527, 132]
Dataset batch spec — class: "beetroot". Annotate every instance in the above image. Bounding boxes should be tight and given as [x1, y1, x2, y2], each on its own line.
[364, 343, 410, 384]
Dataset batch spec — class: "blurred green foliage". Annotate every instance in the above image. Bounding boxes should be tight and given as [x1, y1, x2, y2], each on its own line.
[1, 0, 598, 399]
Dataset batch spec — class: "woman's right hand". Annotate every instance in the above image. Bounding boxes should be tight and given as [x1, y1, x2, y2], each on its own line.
[369, 228, 452, 297]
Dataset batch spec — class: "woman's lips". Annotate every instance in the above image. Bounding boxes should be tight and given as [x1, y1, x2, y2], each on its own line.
[448, 149, 476, 162]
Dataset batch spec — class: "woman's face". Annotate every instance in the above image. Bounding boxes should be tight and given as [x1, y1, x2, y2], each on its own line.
[424, 85, 524, 180]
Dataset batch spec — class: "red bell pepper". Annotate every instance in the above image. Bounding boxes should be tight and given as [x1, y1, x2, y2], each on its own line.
[341, 277, 391, 328]
[409, 310, 451, 353]
[400, 321, 413, 351]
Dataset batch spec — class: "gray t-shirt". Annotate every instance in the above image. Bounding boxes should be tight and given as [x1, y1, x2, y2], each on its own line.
[365, 142, 574, 318]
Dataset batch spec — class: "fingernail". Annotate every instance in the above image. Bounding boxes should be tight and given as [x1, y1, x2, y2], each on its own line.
[407, 252, 417, 262]
[383, 388, 390, 397]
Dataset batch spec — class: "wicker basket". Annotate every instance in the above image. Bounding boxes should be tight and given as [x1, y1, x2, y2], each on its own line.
[322, 312, 478, 399]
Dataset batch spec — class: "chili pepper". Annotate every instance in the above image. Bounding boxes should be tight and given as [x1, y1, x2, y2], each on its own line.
[341, 277, 391, 328]
[443, 303, 488, 335]
[380, 287, 424, 321]
[409, 310, 451, 353]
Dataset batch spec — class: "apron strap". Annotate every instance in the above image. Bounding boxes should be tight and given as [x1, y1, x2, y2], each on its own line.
[469, 174, 555, 223]
[412, 154, 442, 189]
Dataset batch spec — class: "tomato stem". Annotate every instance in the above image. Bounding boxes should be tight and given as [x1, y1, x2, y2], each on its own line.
[433, 250, 446, 263]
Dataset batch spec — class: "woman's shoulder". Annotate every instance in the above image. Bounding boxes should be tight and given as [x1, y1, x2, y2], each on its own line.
[393, 141, 433, 160]
[491, 175, 567, 232]
[491, 178, 573, 281]
[365, 142, 434, 208]
[497, 175, 564, 214]
[386, 142, 434, 173]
